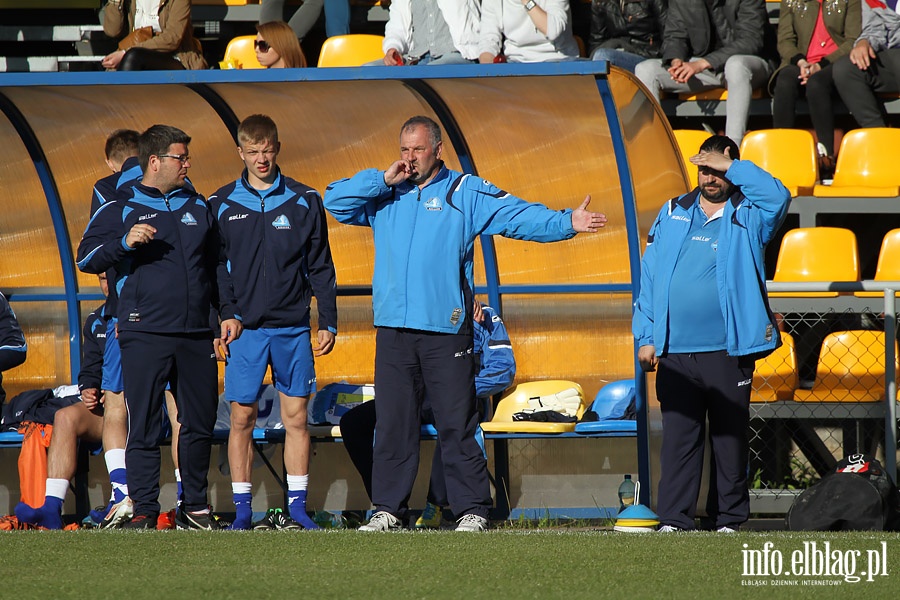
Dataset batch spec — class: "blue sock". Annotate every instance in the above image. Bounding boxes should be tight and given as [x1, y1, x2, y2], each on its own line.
[287, 489, 320, 530]
[109, 468, 128, 503]
[231, 493, 252, 530]
[34, 497, 64, 530]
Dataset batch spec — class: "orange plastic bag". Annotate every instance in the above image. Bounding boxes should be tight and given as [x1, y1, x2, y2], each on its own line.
[17, 422, 53, 509]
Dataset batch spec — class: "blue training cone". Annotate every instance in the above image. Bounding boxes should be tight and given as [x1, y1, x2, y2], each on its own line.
[613, 481, 659, 532]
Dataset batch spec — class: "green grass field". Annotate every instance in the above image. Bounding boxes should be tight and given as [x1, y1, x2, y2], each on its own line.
[2, 529, 898, 599]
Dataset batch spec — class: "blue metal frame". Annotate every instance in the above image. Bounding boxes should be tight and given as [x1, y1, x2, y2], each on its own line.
[1, 61, 652, 513]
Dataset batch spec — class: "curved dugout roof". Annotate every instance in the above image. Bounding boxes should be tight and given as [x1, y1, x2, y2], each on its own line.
[0, 65, 689, 480]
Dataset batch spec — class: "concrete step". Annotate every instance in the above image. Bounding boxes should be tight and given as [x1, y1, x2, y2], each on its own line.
[0, 24, 104, 42]
[0, 55, 104, 73]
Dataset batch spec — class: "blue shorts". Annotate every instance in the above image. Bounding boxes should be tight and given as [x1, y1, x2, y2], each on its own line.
[224, 326, 317, 403]
[101, 318, 124, 393]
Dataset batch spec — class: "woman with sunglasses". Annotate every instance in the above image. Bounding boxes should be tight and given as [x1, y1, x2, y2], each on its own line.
[255, 21, 308, 68]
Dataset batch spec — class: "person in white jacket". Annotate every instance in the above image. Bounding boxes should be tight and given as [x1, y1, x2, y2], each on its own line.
[380, 0, 481, 65]
[478, 0, 580, 63]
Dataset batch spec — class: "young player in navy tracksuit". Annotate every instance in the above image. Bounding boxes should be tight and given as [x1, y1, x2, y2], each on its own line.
[77, 124, 242, 530]
[209, 114, 337, 530]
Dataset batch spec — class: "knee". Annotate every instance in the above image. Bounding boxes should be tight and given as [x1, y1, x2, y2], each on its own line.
[230, 404, 257, 431]
[723, 56, 753, 83]
[832, 56, 859, 84]
[634, 59, 661, 88]
[53, 404, 81, 430]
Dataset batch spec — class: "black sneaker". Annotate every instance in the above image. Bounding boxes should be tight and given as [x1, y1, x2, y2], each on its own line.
[270, 509, 303, 531]
[120, 514, 158, 530]
[252, 508, 277, 530]
[175, 508, 222, 530]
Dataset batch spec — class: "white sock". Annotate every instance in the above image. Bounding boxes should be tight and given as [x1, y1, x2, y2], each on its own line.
[232, 482, 252, 495]
[45, 478, 69, 501]
[174, 468, 181, 482]
[104, 448, 126, 472]
[286, 474, 309, 492]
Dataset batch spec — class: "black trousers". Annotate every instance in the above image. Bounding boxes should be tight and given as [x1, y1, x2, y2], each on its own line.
[118, 47, 184, 71]
[834, 49, 900, 128]
[370, 327, 490, 520]
[772, 63, 838, 155]
[340, 398, 451, 507]
[119, 331, 217, 516]
[656, 351, 755, 530]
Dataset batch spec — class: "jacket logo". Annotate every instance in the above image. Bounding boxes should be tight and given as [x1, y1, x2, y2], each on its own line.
[139, 213, 157, 221]
[691, 235, 711, 242]
[272, 214, 291, 229]
[128, 311, 141, 322]
[181, 212, 197, 226]
[228, 213, 249, 221]
[424, 197, 443, 211]
[737, 378, 752, 387]
[672, 215, 690, 222]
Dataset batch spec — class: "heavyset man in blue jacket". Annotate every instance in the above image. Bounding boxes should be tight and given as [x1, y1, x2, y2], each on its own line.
[324, 115, 607, 532]
[209, 114, 338, 531]
[77, 124, 242, 530]
[632, 135, 791, 532]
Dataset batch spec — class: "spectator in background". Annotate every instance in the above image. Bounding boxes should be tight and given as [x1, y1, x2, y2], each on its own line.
[260, 0, 351, 41]
[634, 0, 774, 145]
[256, 20, 308, 68]
[0, 293, 26, 407]
[478, 0, 581, 63]
[378, 0, 481, 65]
[589, 0, 667, 72]
[833, 0, 900, 128]
[770, 0, 860, 178]
[100, 0, 207, 70]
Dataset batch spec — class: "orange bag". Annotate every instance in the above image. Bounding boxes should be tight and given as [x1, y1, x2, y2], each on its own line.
[118, 26, 154, 51]
[17, 421, 53, 509]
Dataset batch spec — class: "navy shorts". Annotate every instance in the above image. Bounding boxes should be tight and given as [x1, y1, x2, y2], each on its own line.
[224, 326, 317, 403]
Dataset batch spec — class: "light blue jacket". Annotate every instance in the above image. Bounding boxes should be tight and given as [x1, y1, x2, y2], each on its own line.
[324, 164, 576, 334]
[632, 160, 791, 358]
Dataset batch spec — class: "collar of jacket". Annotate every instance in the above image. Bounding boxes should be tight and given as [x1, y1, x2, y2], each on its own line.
[674, 187, 744, 212]
[239, 166, 285, 199]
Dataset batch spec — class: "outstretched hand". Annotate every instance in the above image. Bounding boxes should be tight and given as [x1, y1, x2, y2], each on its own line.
[571, 195, 608, 233]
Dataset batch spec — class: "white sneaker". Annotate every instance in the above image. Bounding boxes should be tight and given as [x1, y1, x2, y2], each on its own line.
[100, 497, 134, 529]
[657, 524, 683, 533]
[454, 514, 488, 532]
[716, 526, 738, 533]
[358, 511, 402, 532]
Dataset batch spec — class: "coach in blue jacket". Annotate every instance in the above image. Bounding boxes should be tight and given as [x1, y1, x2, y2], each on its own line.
[324, 115, 607, 532]
[632, 135, 790, 532]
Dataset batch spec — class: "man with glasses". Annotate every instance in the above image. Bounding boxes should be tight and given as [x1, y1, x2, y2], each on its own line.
[77, 124, 242, 530]
[209, 114, 337, 530]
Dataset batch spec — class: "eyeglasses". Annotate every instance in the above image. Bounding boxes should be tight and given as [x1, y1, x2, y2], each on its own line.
[157, 154, 190, 164]
[254, 39, 271, 52]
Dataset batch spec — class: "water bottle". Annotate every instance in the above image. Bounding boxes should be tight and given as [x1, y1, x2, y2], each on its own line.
[618, 474, 636, 512]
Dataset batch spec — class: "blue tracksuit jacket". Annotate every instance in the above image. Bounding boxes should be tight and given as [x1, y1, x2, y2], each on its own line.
[324, 164, 576, 334]
[474, 305, 516, 398]
[78, 305, 108, 392]
[632, 160, 791, 358]
[209, 169, 337, 332]
[91, 156, 143, 217]
[76, 183, 239, 335]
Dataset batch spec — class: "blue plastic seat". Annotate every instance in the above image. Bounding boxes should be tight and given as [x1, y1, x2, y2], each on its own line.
[574, 379, 637, 434]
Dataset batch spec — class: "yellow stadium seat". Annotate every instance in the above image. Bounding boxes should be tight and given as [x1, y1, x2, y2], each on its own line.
[739, 129, 818, 197]
[793, 330, 898, 402]
[856, 228, 900, 298]
[480, 380, 586, 434]
[677, 88, 764, 101]
[317, 34, 385, 67]
[221, 35, 263, 70]
[770, 227, 860, 298]
[813, 128, 900, 197]
[672, 129, 709, 189]
[752, 332, 798, 402]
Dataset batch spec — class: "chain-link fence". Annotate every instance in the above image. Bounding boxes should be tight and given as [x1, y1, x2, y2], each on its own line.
[749, 292, 898, 514]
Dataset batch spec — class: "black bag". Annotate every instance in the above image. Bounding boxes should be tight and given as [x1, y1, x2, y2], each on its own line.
[786, 454, 900, 531]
